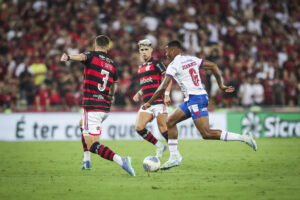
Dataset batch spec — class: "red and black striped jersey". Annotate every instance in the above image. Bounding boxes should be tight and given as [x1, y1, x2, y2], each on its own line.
[81, 51, 118, 112]
[138, 58, 166, 105]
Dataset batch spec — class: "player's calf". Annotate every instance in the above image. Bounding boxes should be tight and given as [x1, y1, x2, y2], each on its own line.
[89, 141, 136, 176]
[136, 128, 158, 145]
[200, 129, 222, 140]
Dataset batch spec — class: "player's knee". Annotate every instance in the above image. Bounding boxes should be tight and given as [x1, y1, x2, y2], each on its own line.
[158, 125, 167, 133]
[166, 119, 175, 129]
[135, 124, 145, 132]
[89, 142, 100, 153]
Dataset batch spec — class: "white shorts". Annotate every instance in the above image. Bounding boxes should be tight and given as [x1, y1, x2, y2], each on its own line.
[82, 110, 109, 136]
[138, 104, 167, 120]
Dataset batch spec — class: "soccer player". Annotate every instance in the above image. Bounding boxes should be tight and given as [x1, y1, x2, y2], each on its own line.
[142, 40, 257, 170]
[60, 35, 135, 176]
[133, 39, 171, 158]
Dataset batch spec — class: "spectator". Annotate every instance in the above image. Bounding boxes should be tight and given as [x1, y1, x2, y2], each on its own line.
[239, 76, 253, 107]
[272, 77, 285, 106]
[0, 0, 299, 112]
[252, 77, 264, 105]
[35, 83, 50, 111]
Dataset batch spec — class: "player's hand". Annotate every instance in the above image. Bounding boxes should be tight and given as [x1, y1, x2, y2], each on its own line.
[220, 85, 235, 93]
[142, 102, 151, 110]
[133, 92, 141, 102]
[60, 53, 68, 62]
[164, 94, 171, 106]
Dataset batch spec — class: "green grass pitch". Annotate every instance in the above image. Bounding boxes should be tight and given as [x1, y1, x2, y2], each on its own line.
[1, 138, 300, 200]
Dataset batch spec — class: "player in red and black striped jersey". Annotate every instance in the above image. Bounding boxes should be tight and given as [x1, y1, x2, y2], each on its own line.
[133, 39, 172, 159]
[81, 50, 118, 112]
[60, 35, 135, 176]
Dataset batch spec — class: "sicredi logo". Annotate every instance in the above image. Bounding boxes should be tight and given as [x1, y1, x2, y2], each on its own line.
[242, 113, 300, 138]
[265, 116, 300, 137]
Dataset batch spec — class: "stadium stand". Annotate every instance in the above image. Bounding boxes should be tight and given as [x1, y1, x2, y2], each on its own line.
[0, 0, 299, 112]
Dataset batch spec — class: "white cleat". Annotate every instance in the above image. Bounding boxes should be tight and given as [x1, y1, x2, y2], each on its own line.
[156, 145, 167, 159]
[160, 154, 183, 170]
[243, 133, 258, 151]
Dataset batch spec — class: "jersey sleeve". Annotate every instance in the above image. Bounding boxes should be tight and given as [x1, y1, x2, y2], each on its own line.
[198, 58, 205, 68]
[166, 62, 177, 79]
[154, 61, 166, 75]
[80, 51, 93, 65]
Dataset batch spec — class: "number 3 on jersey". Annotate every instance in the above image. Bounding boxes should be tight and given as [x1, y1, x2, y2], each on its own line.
[189, 68, 199, 86]
[98, 69, 109, 91]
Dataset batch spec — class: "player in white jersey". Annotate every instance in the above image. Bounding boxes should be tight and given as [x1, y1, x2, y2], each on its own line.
[142, 40, 257, 170]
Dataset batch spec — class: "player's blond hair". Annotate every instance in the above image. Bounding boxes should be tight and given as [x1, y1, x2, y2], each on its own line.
[138, 39, 152, 47]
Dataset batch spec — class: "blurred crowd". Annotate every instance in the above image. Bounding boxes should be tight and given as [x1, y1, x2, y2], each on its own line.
[0, 0, 300, 112]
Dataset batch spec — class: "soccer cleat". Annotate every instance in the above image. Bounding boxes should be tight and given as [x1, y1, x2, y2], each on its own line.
[121, 157, 136, 176]
[156, 144, 167, 159]
[243, 134, 258, 151]
[81, 160, 91, 170]
[160, 154, 183, 170]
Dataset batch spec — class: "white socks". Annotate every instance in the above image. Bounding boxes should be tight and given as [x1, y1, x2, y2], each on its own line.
[113, 154, 123, 166]
[155, 141, 164, 148]
[83, 151, 90, 161]
[168, 139, 179, 156]
[220, 131, 244, 141]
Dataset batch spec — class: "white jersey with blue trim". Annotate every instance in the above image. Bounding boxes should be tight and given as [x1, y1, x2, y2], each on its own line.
[166, 54, 207, 101]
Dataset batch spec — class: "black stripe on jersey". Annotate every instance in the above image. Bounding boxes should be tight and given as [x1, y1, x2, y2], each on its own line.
[143, 87, 158, 94]
[83, 105, 110, 112]
[84, 99, 111, 107]
[83, 91, 111, 99]
[141, 80, 161, 86]
[143, 96, 163, 105]
[89, 64, 103, 73]
[138, 70, 160, 78]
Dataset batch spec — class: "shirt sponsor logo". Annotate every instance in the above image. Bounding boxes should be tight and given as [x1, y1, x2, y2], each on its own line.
[140, 77, 153, 84]
[99, 55, 113, 63]
[93, 94, 104, 99]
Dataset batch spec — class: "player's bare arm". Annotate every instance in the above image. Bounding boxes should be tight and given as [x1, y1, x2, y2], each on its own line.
[133, 89, 143, 102]
[142, 76, 172, 109]
[202, 60, 235, 93]
[60, 53, 86, 62]
[163, 74, 172, 106]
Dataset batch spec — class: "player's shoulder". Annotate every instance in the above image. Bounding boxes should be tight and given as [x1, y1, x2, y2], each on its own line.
[82, 51, 93, 56]
[153, 59, 165, 66]
[184, 54, 201, 61]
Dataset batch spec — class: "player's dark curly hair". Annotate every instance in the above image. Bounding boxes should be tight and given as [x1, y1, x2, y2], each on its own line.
[95, 35, 110, 48]
[166, 40, 183, 50]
